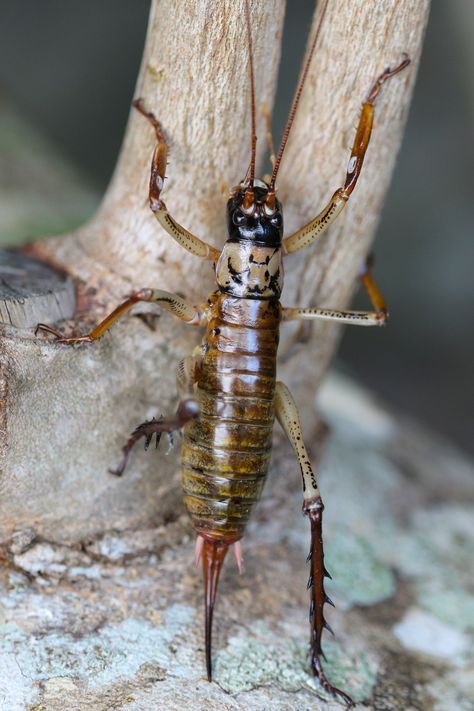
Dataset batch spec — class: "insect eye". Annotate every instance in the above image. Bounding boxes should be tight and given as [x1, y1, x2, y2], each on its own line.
[233, 211, 246, 226]
[270, 214, 282, 227]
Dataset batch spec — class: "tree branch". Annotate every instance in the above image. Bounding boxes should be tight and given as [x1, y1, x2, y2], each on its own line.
[32, 0, 285, 304]
[0, 0, 430, 546]
[278, 0, 430, 401]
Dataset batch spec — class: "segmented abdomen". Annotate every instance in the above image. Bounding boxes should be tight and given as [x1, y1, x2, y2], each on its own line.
[181, 293, 281, 543]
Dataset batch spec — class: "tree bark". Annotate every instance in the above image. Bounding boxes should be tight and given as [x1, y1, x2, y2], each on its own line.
[31, 0, 286, 304]
[0, 0, 430, 546]
[3, 373, 473, 710]
[277, 0, 430, 404]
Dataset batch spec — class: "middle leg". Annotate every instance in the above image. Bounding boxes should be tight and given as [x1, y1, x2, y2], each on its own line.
[36, 289, 205, 344]
[283, 255, 388, 327]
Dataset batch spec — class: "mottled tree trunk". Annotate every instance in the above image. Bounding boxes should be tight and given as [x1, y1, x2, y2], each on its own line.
[0, 0, 429, 545]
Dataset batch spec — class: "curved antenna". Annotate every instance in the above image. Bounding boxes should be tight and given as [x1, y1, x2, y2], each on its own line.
[244, 0, 257, 187]
[269, 0, 329, 189]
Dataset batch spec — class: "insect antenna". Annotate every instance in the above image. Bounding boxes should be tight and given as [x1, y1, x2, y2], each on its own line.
[243, 0, 257, 210]
[269, 0, 329, 192]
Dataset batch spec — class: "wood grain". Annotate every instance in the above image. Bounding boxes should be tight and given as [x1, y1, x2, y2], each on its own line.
[0, 1, 430, 544]
[31, 0, 430, 391]
[278, 0, 430, 397]
[0, 250, 75, 328]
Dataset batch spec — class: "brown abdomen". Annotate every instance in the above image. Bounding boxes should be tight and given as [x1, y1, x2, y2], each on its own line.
[181, 293, 281, 543]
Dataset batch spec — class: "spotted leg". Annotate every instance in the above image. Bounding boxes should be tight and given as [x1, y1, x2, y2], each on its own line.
[275, 382, 354, 707]
[283, 254, 388, 327]
[134, 99, 220, 262]
[282, 56, 410, 255]
[36, 289, 206, 344]
[111, 352, 202, 477]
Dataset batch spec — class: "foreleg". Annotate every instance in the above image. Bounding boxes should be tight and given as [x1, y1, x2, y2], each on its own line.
[134, 99, 220, 261]
[282, 56, 410, 255]
[36, 289, 205, 344]
[283, 255, 388, 327]
[275, 382, 353, 707]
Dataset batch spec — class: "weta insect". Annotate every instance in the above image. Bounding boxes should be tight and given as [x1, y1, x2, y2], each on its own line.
[37, 1, 410, 705]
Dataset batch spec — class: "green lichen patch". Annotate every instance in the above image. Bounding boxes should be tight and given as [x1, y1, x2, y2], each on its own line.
[320, 435, 405, 532]
[391, 505, 474, 581]
[413, 506, 474, 576]
[393, 607, 470, 661]
[0, 604, 196, 692]
[417, 582, 474, 632]
[429, 666, 474, 711]
[214, 635, 306, 694]
[214, 622, 377, 704]
[386, 505, 474, 639]
[324, 526, 396, 609]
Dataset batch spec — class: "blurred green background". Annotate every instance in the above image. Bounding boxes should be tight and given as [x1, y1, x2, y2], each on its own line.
[0, 1, 472, 454]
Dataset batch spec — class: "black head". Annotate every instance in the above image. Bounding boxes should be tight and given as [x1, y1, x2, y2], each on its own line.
[226, 180, 283, 248]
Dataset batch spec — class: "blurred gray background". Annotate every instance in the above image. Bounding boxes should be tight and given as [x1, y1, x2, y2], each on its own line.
[0, 1, 472, 454]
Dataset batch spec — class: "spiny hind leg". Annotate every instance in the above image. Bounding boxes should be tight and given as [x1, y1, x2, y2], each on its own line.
[275, 381, 354, 707]
[111, 353, 201, 477]
[110, 399, 199, 478]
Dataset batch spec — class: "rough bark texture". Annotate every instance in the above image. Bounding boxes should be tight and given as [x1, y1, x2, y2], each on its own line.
[0, 251, 75, 329]
[31, 0, 286, 302]
[0, 1, 430, 546]
[0, 0, 285, 545]
[1, 373, 473, 710]
[5, 3, 469, 708]
[277, 0, 431, 407]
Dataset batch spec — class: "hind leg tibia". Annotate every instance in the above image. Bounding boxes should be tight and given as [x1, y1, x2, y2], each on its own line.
[110, 354, 201, 477]
[275, 382, 354, 706]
